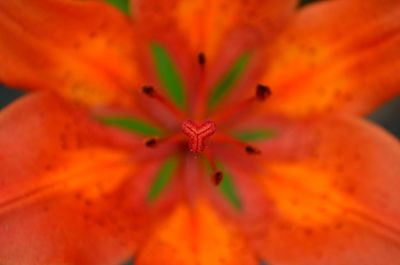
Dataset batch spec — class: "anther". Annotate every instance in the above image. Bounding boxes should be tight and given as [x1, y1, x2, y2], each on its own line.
[204, 149, 223, 186]
[198, 52, 206, 66]
[211, 84, 272, 123]
[142, 85, 155, 97]
[213, 171, 224, 186]
[245, 145, 261, 155]
[144, 137, 158, 147]
[256, 84, 271, 101]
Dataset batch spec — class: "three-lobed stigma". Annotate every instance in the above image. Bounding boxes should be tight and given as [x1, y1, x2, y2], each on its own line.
[181, 120, 216, 153]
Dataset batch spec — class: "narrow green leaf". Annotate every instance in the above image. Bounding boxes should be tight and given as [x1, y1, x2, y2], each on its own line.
[234, 129, 276, 142]
[147, 157, 178, 201]
[219, 168, 242, 210]
[150, 43, 186, 109]
[106, 0, 131, 15]
[208, 53, 251, 109]
[99, 116, 162, 136]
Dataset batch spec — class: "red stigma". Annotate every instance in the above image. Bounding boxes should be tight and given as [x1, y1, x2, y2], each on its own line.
[181, 120, 216, 153]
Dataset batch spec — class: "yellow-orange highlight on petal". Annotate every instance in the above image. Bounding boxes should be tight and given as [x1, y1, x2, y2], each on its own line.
[0, 148, 133, 215]
[177, 0, 238, 59]
[136, 200, 258, 265]
[260, 162, 354, 226]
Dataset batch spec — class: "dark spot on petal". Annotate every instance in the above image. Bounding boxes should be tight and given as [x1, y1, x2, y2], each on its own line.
[335, 222, 344, 230]
[97, 219, 105, 227]
[85, 199, 93, 207]
[75, 192, 83, 200]
[89, 31, 98, 38]
[304, 228, 314, 236]
[83, 212, 90, 220]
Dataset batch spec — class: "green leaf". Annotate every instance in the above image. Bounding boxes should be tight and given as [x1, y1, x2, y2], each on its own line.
[208, 53, 251, 109]
[234, 129, 276, 142]
[147, 157, 178, 201]
[150, 43, 186, 109]
[219, 167, 242, 210]
[99, 116, 162, 136]
[106, 0, 131, 15]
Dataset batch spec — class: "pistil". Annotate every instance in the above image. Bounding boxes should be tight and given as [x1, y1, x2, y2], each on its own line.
[181, 120, 216, 153]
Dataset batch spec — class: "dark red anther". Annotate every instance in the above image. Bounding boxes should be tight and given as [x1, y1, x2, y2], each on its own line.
[256, 84, 271, 101]
[142, 85, 155, 97]
[198, 52, 206, 66]
[245, 145, 261, 155]
[181, 120, 216, 153]
[213, 171, 223, 186]
[145, 137, 158, 147]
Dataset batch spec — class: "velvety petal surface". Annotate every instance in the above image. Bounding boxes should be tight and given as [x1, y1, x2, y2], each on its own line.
[261, 0, 400, 117]
[0, 0, 144, 107]
[132, 0, 297, 100]
[0, 92, 155, 264]
[133, 0, 296, 58]
[135, 200, 258, 265]
[229, 115, 400, 265]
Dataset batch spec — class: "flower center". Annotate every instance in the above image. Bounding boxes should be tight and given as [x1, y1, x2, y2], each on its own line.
[99, 44, 276, 206]
[140, 78, 268, 186]
[181, 120, 216, 153]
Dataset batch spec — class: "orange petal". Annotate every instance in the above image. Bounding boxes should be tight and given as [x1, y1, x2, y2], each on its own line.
[135, 200, 258, 265]
[261, 0, 400, 117]
[0, 92, 154, 264]
[133, 0, 297, 94]
[236, 116, 400, 264]
[0, 0, 143, 107]
[134, 0, 296, 56]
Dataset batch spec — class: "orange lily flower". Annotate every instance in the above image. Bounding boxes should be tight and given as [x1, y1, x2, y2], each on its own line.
[0, 0, 400, 264]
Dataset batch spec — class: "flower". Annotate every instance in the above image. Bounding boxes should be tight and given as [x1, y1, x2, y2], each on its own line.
[0, 0, 399, 264]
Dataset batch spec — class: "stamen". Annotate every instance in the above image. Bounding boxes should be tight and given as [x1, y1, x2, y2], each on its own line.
[144, 137, 158, 147]
[141, 85, 185, 120]
[144, 133, 183, 149]
[194, 52, 207, 120]
[198, 52, 206, 66]
[245, 145, 261, 155]
[142, 85, 156, 96]
[256, 84, 271, 101]
[214, 133, 262, 155]
[213, 171, 224, 186]
[181, 120, 216, 153]
[204, 149, 223, 186]
[212, 84, 271, 123]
